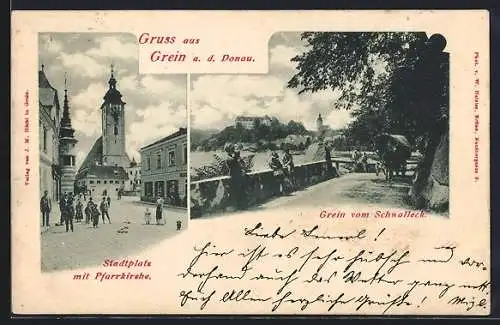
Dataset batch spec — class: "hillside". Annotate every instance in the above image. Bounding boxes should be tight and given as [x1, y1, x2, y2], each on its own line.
[194, 117, 318, 152]
[190, 128, 220, 150]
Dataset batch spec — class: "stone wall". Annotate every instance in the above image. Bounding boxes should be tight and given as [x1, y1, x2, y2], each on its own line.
[190, 160, 336, 218]
[409, 131, 449, 212]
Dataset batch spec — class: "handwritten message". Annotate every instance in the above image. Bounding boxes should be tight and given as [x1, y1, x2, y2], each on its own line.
[176, 222, 490, 314]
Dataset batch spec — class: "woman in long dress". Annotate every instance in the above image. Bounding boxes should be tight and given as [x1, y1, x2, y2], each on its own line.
[156, 196, 165, 225]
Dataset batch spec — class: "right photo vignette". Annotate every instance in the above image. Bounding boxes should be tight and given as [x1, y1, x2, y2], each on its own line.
[188, 31, 449, 220]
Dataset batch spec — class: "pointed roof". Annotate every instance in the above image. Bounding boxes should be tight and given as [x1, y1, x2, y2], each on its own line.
[101, 64, 126, 108]
[59, 75, 76, 140]
[77, 137, 103, 174]
[130, 156, 138, 167]
[38, 67, 60, 109]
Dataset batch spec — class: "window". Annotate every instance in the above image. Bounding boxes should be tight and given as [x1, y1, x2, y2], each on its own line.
[156, 152, 162, 169]
[89, 180, 94, 184]
[97, 180, 101, 184]
[122, 181, 124, 184]
[43, 127, 47, 152]
[104, 180, 107, 184]
[62, 156, 71, 166]
[130, 180, 133, 185]
[144, 182, 153, 197]
[154, 181, 164, 198]
[169, 151, 175, 166]
[146, 156, 151, 170]
[130, 171, 132, 175]
[183, 144, 187, 165]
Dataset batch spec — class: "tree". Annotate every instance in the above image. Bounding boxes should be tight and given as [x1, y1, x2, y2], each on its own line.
[288, 32, 449, 150]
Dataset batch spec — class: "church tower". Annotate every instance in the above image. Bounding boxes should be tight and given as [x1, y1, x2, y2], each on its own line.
[101, 65, 128, 167]
[316, 113, 324, 132]
[59, 75, 78, 195]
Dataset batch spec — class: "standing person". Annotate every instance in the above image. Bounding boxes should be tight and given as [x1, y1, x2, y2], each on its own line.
[227, 150, 247, 210]
[90, 198, 100, 228]
[282, 148, 295, 193]
[75, 198, 84, 223]
[107, 195, 111, 208]
[58, 192, 68, 226]
[155, 196, 165, 225]
[361, 152, 369, 173]
[268, 151, 285, 196]
[100, 197, 111, 224]
[325, 143, 335, 178]
[64, 194, 74, 232]
[84, 200, 91, 224]
[40, 190, 52, 228]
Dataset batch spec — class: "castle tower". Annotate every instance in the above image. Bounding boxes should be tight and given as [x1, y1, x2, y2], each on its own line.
[101, 65, 128, 167]
[59, 75, 78, 195]
[316, 113, 324, 132]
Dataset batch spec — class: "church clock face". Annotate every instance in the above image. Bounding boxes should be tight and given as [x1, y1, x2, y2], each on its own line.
[110, 105, 120, 123]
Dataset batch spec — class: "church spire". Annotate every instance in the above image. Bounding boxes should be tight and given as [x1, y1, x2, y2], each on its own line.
[60, 73, 75, 138]
[108, 63, 117, 89]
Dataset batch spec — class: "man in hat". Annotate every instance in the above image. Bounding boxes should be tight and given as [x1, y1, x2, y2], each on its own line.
[100, 197, 111, 224]
[40, 190, 51, 228]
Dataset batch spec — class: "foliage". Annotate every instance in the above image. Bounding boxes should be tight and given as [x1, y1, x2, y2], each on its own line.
[288, 32, 449, 148]
[191, 153, 255, 181]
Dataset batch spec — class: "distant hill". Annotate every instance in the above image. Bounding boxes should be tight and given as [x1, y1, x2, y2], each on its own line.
[190, 128, 220, 150]
[194, 117, 318, 152]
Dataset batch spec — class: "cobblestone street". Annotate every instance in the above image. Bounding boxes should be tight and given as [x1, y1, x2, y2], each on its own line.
[41, 196, 188, 272]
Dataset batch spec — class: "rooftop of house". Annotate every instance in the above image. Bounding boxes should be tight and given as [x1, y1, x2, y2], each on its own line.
[140, 127, 187, 151]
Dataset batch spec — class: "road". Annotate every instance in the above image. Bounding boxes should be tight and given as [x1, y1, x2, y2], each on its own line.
[195, 172, 416, 220]
[259, 173, 414, 210]
[41, 196, 188, 272]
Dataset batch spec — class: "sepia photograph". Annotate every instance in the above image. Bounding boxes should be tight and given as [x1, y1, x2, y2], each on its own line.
[190, 31, 449, 219]
[38, 33, 188, 272]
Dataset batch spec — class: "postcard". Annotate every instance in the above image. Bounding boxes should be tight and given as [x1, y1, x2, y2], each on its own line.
[11, 10, 490, 315]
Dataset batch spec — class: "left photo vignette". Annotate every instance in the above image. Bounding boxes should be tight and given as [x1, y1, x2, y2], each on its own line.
[38, 33, 188, 273]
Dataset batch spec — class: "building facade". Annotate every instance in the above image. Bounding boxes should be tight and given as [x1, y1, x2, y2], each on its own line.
[75, 66, 134, 198]
[124, 157, 141, 193]
[140, 128, 187, 206]
[39, 66, 62, 202]
[235, 115, 272, 130]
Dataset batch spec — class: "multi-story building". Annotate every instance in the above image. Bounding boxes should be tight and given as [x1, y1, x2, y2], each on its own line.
[39, 66, 62, 202]
[140, 128, 187, 206]
[234, 115, 272, 130]
[75, 66, 133, 198]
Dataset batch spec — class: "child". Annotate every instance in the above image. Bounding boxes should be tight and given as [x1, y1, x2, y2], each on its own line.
[144, 207, 152, 225]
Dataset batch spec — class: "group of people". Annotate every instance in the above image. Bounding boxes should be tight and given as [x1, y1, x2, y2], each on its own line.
[144, 196, 165, 225]
[351, 149, 370, 173]
[40, 190, 112, 232]
[268, 148, 296, 196]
